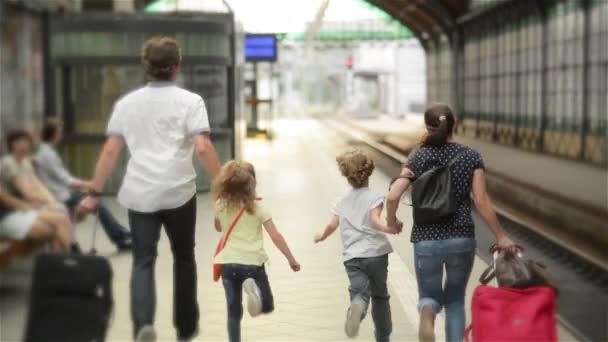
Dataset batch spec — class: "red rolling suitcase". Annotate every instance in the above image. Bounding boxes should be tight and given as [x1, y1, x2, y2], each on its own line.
[465, 249, 557, 342]
[465, 285, 557, 342]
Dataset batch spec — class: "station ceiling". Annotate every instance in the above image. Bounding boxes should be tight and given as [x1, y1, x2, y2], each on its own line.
[365, 0, 468, 46]
[141, 0, 478, 47]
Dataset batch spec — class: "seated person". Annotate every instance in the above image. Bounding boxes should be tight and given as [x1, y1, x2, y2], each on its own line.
[0, 130, 59, 210]
[0, 184, 72, 253]
[34, 120, 132, 250]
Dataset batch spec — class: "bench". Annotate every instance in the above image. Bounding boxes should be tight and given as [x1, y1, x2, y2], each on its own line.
[0, 239, 38, 271]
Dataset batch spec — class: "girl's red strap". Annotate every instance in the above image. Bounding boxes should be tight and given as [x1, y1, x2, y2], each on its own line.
[218, 207, 247, 251]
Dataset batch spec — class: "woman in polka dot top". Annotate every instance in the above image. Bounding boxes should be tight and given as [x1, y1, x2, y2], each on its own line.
[385, 104, 516, 342]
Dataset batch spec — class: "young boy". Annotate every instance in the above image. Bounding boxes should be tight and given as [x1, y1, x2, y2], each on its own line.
[314, 150, 402, 342]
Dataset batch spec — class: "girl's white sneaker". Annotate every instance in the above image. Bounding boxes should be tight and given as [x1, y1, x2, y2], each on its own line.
[243, 278, 262, 317]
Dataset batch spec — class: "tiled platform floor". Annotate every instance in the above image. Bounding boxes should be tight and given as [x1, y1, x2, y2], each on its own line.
[0, 119, 577, 341]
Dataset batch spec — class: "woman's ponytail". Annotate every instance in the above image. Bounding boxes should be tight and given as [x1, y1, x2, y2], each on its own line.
[422, 104, 455, 147]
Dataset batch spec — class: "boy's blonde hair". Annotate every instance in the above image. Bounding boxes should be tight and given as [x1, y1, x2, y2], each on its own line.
[336, 150, 375, 188]
[212, 160, 257, 213]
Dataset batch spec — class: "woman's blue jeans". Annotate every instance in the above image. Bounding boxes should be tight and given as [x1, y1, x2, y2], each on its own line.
[414, 238, 476, 342]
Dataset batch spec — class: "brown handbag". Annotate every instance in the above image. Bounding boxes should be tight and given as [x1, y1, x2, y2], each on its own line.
[480, 247, 557, 292]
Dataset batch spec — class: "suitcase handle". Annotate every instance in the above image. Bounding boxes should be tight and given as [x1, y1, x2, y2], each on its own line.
[89, 209, 100, 255]
[70, 208, 101, 255]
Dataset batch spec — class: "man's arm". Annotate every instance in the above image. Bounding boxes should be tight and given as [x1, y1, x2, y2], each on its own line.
[78, 137, 124, 213]
[193, 134, 221, 179]
[89, 136, 125, 193]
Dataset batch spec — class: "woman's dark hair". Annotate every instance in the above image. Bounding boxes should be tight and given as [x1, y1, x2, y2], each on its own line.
[42, 119, 63, 142]
[6, 129, 33, 152]
[422, 103, 456, 147]
[141, 36, 181, 81]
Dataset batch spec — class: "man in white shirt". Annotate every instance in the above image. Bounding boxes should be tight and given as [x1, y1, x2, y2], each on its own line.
[35, 119, 132, 250]
[79, 37, 221, 342]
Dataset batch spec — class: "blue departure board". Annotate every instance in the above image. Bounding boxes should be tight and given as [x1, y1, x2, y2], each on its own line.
[244, 34, 277, 62]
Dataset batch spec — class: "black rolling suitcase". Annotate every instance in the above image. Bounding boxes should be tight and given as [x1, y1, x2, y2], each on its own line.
[25, 214, 113, 342]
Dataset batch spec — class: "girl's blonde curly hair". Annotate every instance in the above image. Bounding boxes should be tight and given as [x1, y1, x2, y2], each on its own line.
[212, 160, 257, 213]
[336, 150, 375, 188]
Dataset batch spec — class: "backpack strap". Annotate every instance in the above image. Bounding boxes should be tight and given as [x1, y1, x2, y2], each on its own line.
[447, 148, 468, 168]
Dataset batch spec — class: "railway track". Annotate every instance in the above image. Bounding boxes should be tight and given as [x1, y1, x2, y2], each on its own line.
[323, 117, 608, 342]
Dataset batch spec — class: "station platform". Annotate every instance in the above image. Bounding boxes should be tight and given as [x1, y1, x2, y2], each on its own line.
[332, 113, 607, 270]
[0, 119, 577, 341]
[334, 113, 607, 211]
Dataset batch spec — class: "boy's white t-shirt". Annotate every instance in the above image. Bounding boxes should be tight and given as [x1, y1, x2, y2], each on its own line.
[106, 81, 210, 213]
[333, 188, 393, 261]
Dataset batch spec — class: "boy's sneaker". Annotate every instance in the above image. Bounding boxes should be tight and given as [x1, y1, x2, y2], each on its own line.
[344, 302, 366, 338]
[135, 325, 156, 342]
[418, 305, 435, 342]
[243, 278, 262, 317]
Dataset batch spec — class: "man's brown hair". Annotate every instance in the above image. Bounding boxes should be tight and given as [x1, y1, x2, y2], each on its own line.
[141, 36, 181, 80]
[42, 118, 63, 142]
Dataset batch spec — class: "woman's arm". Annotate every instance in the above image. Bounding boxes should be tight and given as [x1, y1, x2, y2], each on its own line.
[314, 215, 339, 243]
[0, 187, 33, 211]
[13, 175, 55, 205]
[263, 219, 300, 271]
[471, 169, 514, 248]
[385, 168, 413, 227]
[32, 176, 57, 204]
[370, 207, 402, 234]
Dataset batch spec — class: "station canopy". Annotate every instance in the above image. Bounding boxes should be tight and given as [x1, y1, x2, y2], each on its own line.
[145, 0, 418, 41]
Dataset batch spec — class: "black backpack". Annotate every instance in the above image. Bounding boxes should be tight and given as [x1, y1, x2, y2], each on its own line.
[396, 149, 467, 225]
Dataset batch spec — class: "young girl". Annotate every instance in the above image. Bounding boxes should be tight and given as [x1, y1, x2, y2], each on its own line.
[314, 150, 401, 342]
[213, 160, 300, 342]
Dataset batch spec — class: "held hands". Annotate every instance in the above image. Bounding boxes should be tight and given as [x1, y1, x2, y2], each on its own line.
[386, 219, 403, 234]
[386, 216, 403, 235]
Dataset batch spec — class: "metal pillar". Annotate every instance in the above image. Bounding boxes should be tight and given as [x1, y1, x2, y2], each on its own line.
[251, 62, 259, 130]
[580, 0, 591, 160]
[42, 11, 53, 119]
[227, 11, 236, 158]
[539, 4, 548, 152]
[451, 27, 464, 121]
